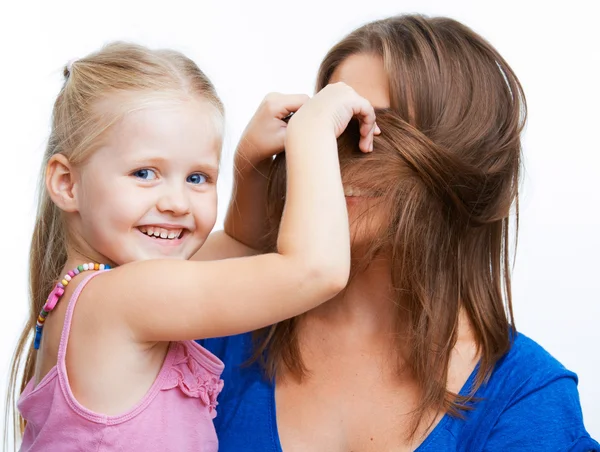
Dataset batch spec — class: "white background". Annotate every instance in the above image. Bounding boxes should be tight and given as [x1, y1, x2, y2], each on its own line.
[0, 0, 598, 440]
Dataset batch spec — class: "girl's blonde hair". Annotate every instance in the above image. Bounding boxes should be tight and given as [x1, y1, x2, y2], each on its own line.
[4, 41, 224, 448]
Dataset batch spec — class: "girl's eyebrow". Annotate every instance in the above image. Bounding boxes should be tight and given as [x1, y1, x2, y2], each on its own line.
[129, 155, 219, 173]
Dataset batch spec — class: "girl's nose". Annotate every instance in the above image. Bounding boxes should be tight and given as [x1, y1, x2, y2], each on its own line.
[156, 183, 190, 216]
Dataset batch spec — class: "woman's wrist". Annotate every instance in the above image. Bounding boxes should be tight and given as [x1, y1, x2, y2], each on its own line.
[234, 144, 272, 178]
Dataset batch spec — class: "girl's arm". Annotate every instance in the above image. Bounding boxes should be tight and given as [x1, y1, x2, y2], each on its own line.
[95, 83, 378, 341]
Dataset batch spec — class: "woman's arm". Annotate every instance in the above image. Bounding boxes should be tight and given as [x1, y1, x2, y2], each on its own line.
[192, 93, 309, 261]
[225, 94, 311, 251]
[193, 230, 257, 261]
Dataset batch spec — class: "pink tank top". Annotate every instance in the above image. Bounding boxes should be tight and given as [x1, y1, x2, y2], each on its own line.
[18, 272, 225, 451]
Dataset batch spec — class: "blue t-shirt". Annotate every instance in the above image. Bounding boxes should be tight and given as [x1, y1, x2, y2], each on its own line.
[200, 332, 598, 451]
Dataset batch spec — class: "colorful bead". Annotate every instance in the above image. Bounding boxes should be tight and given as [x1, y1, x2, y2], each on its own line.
[33, 262, 110, 350]
[43, 286, 65, 311]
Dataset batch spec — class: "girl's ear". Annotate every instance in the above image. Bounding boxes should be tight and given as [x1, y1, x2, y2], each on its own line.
[46, 154, 80, 213]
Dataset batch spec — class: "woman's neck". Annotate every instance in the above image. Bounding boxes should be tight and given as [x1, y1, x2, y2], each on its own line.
[305, 255, 397, 335]
[302, 254, 478, 357]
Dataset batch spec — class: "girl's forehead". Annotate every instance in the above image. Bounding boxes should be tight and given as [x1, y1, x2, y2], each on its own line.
[87, 97, 222, 170]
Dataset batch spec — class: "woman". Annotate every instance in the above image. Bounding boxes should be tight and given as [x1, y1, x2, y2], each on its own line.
[196, 14, 598, 451]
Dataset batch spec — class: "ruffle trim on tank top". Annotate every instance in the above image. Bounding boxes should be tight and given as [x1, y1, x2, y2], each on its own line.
[161, 341, 224, 419]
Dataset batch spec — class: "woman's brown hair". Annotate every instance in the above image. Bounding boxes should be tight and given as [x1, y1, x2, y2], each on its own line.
[251, 14, 526, 438]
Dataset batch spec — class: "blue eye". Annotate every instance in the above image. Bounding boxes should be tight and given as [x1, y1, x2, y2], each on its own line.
[187, 173, 207, 185]
[132, 169, 157, 180]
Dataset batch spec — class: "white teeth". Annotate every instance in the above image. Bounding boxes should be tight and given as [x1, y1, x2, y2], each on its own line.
[344, 186, 360, 197]
[343, 186, 377, 197]
[139, 227, 183, 240]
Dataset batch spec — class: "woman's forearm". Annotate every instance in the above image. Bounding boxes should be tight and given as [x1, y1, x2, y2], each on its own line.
[224, 151, 271, 250]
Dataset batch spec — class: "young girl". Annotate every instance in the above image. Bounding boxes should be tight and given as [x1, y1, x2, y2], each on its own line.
[6, 42, 379, 451]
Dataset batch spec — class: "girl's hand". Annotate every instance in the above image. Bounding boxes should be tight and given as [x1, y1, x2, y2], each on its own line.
[287, 82, 380, 153]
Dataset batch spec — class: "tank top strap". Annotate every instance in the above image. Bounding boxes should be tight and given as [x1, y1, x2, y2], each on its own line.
[57, 271, 106, 364]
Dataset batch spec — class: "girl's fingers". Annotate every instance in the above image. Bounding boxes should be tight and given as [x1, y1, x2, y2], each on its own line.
[352, 96, 377, 153]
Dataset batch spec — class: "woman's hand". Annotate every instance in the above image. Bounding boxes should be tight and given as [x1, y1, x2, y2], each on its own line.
[225, 93, 309, 251]
[236, 93, 310, 168]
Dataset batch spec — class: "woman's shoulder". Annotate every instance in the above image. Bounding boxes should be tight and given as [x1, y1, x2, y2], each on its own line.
[497, 331, 575, 381]
[197, 333, 254, 367]
[482, 331, 582, 415]
[196, 333, 260, 391]
[450, 331, 599, 451]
